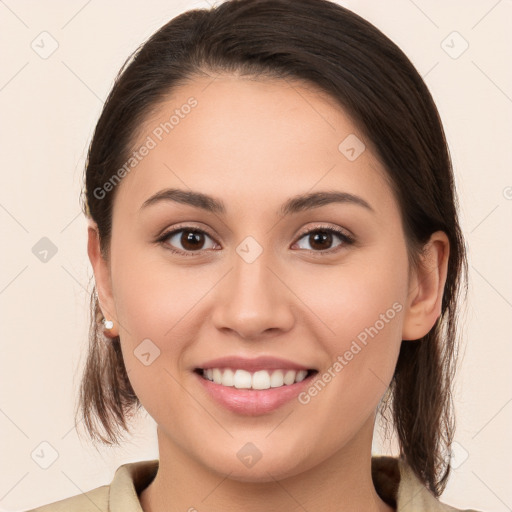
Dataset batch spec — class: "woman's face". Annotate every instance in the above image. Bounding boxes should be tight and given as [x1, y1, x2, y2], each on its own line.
[96, 75, 415, 480]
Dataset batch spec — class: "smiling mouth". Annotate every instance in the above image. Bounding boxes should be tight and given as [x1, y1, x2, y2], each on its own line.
[194, 368, 318, 390]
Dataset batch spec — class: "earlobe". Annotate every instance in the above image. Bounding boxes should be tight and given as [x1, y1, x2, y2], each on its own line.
[87, 220, 119, 338]
[402, 231, 450, 341]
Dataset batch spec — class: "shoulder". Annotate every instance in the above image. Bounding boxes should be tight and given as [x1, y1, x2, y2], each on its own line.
[22, 459, 159, 512]
[372, 456, 485, 512]
[396, 458, 485, 512]
[23, 484, 109, 512]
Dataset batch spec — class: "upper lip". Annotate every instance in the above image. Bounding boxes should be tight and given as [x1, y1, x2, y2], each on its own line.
[195, 356, 315, 372]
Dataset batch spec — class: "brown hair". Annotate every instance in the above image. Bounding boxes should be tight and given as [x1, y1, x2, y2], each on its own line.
[77, 0, 467, 497]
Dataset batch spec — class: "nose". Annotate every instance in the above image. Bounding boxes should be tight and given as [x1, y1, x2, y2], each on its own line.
[211, 253, 295, 341]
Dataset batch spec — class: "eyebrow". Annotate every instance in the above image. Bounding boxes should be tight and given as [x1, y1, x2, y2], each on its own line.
[139, 188, 374, 216]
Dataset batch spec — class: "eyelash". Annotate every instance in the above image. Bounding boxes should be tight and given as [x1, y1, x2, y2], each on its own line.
[155, 224, 355, 257]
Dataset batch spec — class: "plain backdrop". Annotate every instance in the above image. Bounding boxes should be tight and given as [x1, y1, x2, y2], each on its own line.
[0, 1, 511, 511]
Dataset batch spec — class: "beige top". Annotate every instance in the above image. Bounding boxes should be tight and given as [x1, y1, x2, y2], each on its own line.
[26, 456, 482, 512]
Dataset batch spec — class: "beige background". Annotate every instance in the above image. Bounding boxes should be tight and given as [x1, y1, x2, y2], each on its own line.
[1, 0, 511, 511]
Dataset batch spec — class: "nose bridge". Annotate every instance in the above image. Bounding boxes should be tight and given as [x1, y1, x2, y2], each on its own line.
[212, 240, 294, 338]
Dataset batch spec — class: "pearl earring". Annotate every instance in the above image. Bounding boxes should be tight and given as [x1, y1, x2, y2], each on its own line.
[103, 319, 114, 330]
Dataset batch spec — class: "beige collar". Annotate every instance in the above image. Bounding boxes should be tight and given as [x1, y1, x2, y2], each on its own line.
[108, 457, 476, 511]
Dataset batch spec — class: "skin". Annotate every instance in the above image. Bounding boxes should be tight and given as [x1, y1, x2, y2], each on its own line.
[88, 74, 449, 512]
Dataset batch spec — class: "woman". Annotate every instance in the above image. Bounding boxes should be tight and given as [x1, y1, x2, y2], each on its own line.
[27, 0, 482, 510]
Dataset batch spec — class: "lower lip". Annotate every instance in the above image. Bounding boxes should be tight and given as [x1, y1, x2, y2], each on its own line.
[195, 371, 316, 416]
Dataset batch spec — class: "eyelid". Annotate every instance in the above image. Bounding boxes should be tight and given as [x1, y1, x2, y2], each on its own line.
[295, 223, 354, 242]
[157, 222, 216, 240]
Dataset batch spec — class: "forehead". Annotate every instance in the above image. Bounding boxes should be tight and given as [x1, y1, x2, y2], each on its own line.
[112, 74, 396, 220]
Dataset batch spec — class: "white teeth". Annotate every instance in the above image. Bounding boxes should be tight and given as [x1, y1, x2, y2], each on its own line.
[212, 368, 222, 384]
[201, 368, 311, 389]
[283, 370, 296, 385]
[233, 369, 252, 389]
[252, 370, 271, 390]
[295, 370, 308, 383]
[270, 370, 284, 388]
[221, 368, 234, 386]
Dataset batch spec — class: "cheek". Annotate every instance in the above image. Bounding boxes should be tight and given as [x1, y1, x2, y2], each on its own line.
[296, 248, 407, 428]
[110, 235, 197, 340]
[302, 248, 407, 351]
[108, 240, 195, 391]
[109, 254, 195, 424]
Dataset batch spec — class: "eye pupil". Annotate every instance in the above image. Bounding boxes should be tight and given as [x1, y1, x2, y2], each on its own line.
[182, 230, 204, 250]
[310, 231, 332, 250]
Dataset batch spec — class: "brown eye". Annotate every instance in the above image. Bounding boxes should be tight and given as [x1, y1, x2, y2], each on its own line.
[179, 230, 207, 251]
[159, 228, 217, 254]
[294, 227, 353, 252]
[307, 231, 334, 251]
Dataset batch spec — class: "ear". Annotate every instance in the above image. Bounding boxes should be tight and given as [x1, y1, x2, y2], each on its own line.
[87, 219, 119, 338]
[402, 231, 450, 341]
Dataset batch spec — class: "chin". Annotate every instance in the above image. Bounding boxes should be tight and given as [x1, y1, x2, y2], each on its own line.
[200, 448, 312, 483]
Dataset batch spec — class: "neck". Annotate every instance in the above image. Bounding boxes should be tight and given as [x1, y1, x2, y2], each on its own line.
[139, 417, 394, 512]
